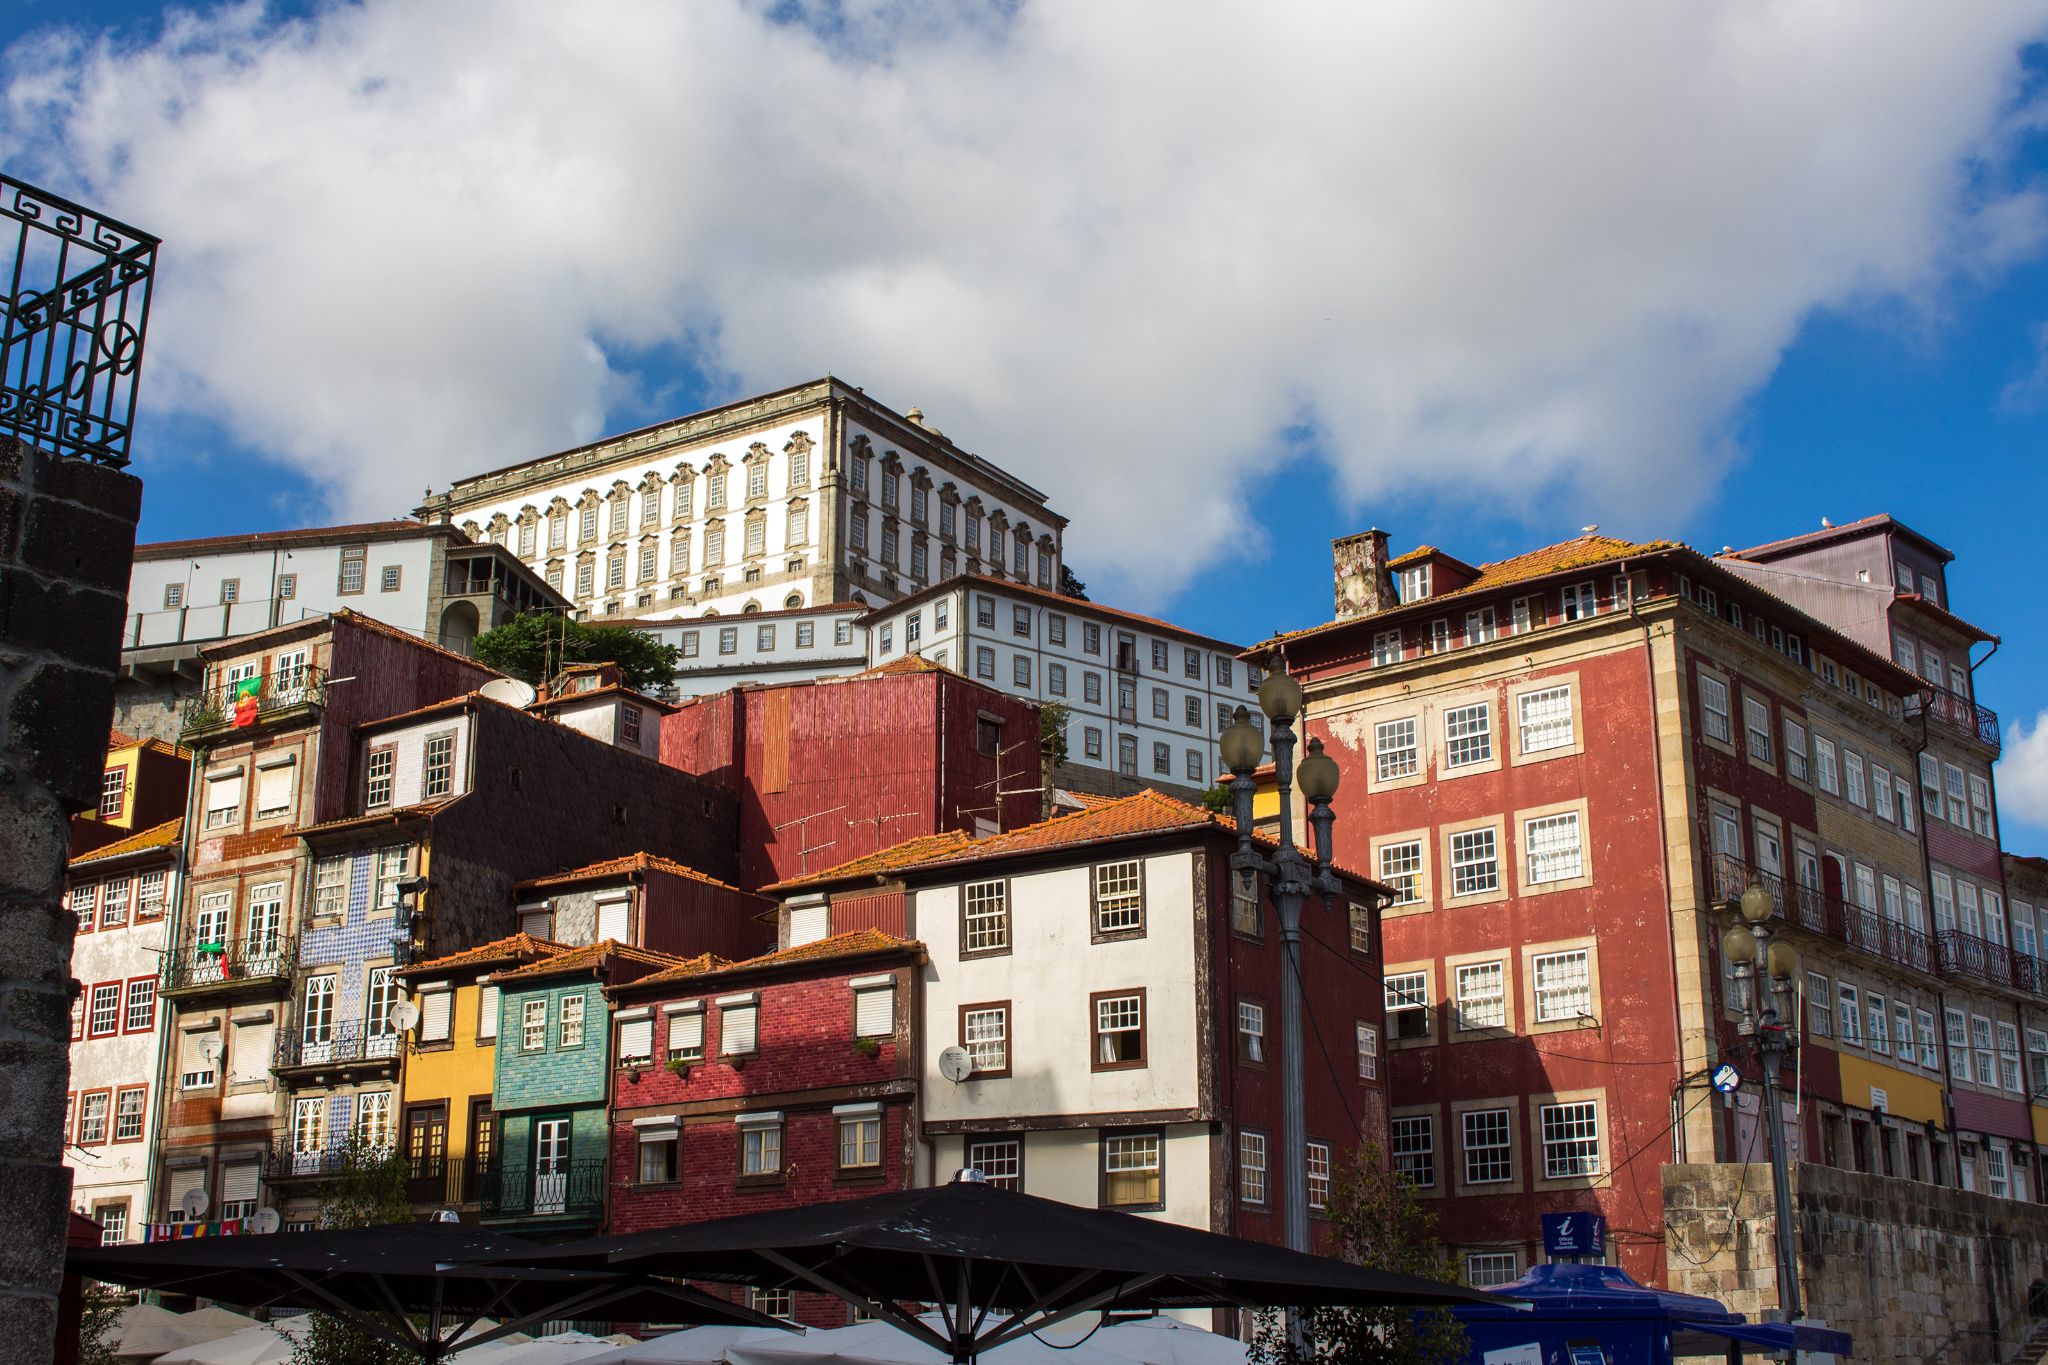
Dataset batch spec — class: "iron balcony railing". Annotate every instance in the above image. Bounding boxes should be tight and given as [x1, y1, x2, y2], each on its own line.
[479, 1158, 607, 1220]
[263, 1141, 398, 1182]
[161, 937, 293, 994]
[1935, 929, 2039, 994]
[405, 1155, 495, 1208]
[1906, 684, 2000, 752]
[274, 1019, 404, 1071]
[181, 667, 328, 737]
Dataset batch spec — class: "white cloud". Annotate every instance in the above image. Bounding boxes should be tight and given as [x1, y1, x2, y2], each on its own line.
[1999, 708, 2048, 837]
[5, 1, 2046, 600]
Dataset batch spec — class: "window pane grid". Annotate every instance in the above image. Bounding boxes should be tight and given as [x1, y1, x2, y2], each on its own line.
[1525, 812, 1584, 884]
[1379, 842, 1423, 905]
[1455, 962, 1505, 1030]
[1445, 704, 1492, 768]
[964, 1008, 1008, 1072]
[1391, 1116, 1434, 1188]
[1375, 718, 1418, 781]
[1534, 950, 1592, 1022]
[964, 881, 1009, 952]
[1462, 1108, 1512, 1184]
[1450, 828, 1499, 896]
[1094, 861, 1143, 933]
[1540, 1101, 1600, 1178]
[1518, 685, 1573, 753]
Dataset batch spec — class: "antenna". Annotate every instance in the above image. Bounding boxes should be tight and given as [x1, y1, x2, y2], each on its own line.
[772, 805, 846, 873]
[960, 735, 1046, 835]
[844, 809, 920, 849]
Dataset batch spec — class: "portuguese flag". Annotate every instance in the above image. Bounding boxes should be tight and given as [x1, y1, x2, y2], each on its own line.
[232, 676, 262, 727]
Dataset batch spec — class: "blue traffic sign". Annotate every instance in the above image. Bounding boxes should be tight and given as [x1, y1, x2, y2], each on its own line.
[1710, 1063, 1742, 1094]
[1542, 1212, 1608, 1259]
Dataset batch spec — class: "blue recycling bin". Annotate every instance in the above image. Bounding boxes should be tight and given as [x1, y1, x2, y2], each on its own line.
[1441, 1262, 1853, 1364]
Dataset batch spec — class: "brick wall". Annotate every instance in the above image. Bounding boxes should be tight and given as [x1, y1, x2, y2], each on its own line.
[0, 437, 141, 1359]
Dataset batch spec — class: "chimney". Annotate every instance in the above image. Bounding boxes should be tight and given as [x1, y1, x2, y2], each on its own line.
[1332, 529, 1395, 619]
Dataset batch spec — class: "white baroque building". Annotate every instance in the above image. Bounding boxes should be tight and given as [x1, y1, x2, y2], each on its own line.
[419, 378, 1067, 624]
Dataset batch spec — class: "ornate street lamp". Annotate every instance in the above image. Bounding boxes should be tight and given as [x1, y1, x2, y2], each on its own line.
[1722, 880, 1805, 1325]
[1220, 669, 1347, 1333]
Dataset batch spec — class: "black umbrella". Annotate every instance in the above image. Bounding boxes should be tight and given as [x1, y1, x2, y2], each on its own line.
[483, 1178, 1507, 1362]
[67, 1222, 784, 1360]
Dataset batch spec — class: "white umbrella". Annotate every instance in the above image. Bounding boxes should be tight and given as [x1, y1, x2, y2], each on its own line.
[584, 1326, 799, 1364]
[115, 1304, 260, 1358]
[455, 1333, 627, 1364]
[1080, 1317, 1247, 1365]
[153, 1318, 307, 1365]
[725, 1315, 1137, 1365]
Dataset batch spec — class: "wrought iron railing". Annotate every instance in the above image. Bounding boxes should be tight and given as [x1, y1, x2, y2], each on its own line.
[274, 1019, 404, 1070]
[1702, 852, 1936, 976]
[479, 1158, 607, 1220]
[1906, 685, 1999, 751]
[405, 1156, 493, 1207]
[181, 667, 327, 736]
[161, 937, 293, 993]
[263, 1142, 398, 1181]
[0, 174, 159, 467]
[1936, 929, 2030, 994]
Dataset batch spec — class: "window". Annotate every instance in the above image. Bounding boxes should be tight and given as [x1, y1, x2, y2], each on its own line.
[1238, 999, 1266, 1063]
[1372, 630, 1402, 666]
[98, 768, 124, 819]
[1375, 718, 1418, 781]
[1533, 950, 1592, 1022]
[1466, 606, 1496, 644]
[1092, 991, 1146, 1069]
[1743, 696, 1773, 762]
[1379, 841, 1423, 906]
[1231, 871, 1261, 935]
[1699, 675, 1731, 743]
[1944, 762, 1969, 827]
[2031, 1029, 2048, 1098]
[1838, 985, 1861, 1046]
[1895, 1002, 1916, 1064]
[963, 1004, 1009, 1075]
[1444, 703, 1492, 768]
[963, 880, 1009, 954]
[1349, 903, 1372, 955]
[1988, 1144, 2010, 1199]
[339, 546, 367, 594]
[1454, 962, 1506, 1030]
[1524, 812, 1584, 884]
[1386, 971, 1431, 1041]
[740, 1116, 783, 1178]
[1093, 860, 1144, 935]
[1151, 640, 1168, 671]
[1539, 1100, 1601, 1178]
[163, 583, 183, 609]
[1806, 972, 1832, 1037]
[1946, 1009, 1969, 1081]
[1466, 1252, 1520, 1289]
[365, 748, 394, 808]
[1999, 1022, 2023, 1093]
[1462, 1108, 1513, 1184]
[313, 855, 349, 919]
[1561, 582, 1596, 620]
[88, 983, 121, 1037]
[1102, 1131, 1164, 1208]
[1815, 736, 1839, 794]
[1084, 672, 1103, 704]
[1844, 751, 1866, 808]
[1785, 718, 1809, 781]
[71, 884, 97, 932]
[1084, 727, 1103, 760]
[77, 1092, 110, 1145]
[637, 1125, 679, 1184]
[975, 646, 995, 679]
[1969, 775, 1995, 838]
[1391, 1115, 1434, 1188]
[202, 770, 243, 830]
[219, 577, 241, 605]
[720, 998, 759, 1057]
[1449, 827, 1499, 896]
[1397, 565, 1430, 602]
[1430, 619, 1450, 654]
[1356, 1021, 1379, 1079]
[1049, 664, 1067, 696]
[136, 871, 166, 920]
[1867, 994, 1889, 1055]
[838, 1110, 883, 1171]
[1238, 1131, 1268, 1205]
[1014, 656, 1032, 688]
[1516, 685, 1573, 754]
[966, 1138, 1021, 1190]
[113, 1087, 146, 1143]
[1151, 688, 1169, 720]
[1152, 741, 1170, 775]
[667, 1004, 704, 1062]
[521, 999, 547, 1052]
[99, 879, 129, 928]
[1919, 1010, 1939, 1073]
[379, 564, 402, 593]
[124, 978, 155, 1033]
[423, 732, 455, 800]
[1307, 1140, 1332, 1211]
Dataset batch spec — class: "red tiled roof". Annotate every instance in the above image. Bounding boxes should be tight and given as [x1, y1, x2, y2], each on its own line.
[396, 932, 570, 979]
[108, 728, 136, 748]
[296, 799, 461, 837]
[530, 682, 679, 713]
[625, 929, 919, 990]
[617, 600, 868, 629]
[514, 852, 765, 900]
[769, 790, 1380, 891]
[854, 654, 969, 681]
[69, 818, 183, 868]
[486, 939, 690, 984]
[864, 572, 1245, 654]
[137, 520, 449, 557]
[1892, 593, 1998, 645]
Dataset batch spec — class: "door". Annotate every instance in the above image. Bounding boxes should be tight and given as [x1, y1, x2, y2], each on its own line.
[467, 1099, 495, 1203]
[300, 976, 336, 1063]
[193, 893, 232, 981]
[533, 1117, 569, 1215]
[244, 884, 284, 958]
[406, 1104, 447, 1202]
[274, 649, 308, 702]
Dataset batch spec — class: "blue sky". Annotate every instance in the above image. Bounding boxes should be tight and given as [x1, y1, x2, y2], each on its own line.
[5, 1, 2046, 848]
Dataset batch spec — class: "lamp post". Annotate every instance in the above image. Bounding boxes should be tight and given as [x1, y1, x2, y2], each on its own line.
[1721, 881, 1804, 1326]
[1220, 670, 1345, 1344]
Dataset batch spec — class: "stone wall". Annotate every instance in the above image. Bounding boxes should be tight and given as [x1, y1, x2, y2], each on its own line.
[0, 437, 142, 1364]
[1665, 1160, 2048, 1363]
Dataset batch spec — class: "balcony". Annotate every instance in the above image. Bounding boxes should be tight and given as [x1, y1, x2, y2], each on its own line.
[1702, 853, 1935, 976]
[263, 1141, 404, 1183]
[1906, 685, 1999, 752]
[181, 667, 328, 740]
[274, 1020, 404, 1073]
[1936, 929, 2039, 995]
[478, 1158, 608, 1222]
[161, 937, 294, 998]
[405, 1156, 494, 1209]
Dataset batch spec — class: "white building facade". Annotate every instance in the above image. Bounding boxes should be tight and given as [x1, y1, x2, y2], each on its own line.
[420, 379, 1066, 625]
[633, 602, 871, 697]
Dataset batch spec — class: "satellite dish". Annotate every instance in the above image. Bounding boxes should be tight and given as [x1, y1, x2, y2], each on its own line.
[198, 1037, 222, 1065]
[249, 1207, 281, 1235]
[389, 1000, 421, 1033]
[937, 1045, 975, 1083]
[181, 1187, 210, 1220]
[479, 677, 539, 707]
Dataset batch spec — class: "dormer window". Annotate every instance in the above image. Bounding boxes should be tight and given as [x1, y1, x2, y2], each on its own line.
[1397, 565, 1430, 603]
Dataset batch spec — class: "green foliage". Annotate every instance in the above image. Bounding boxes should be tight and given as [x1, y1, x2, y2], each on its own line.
[1201, 783, 1233, 814]
[76, 1283, 126, 1365]
[1040, 701, 1071, 766]
[1058, 565, 1089, 600]
[1246, 1144, 1468, 1365]
[291, 1134, 413, 1365]
[471, 612, 681, 693]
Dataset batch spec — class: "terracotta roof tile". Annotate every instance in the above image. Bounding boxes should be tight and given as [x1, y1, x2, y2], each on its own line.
[108, 728, 136, 748]
[532, 682, 679, 713]
[297, 799, 462, 838]
[626, 930, 919, 990]
[866, 572, 1245, 654]
[137, 520, 446, 557]
[853, 654, 971, 681]
[514, 852, 766, 900]
[487, 938, 691, 984]
[396, 932, 570, 979]
[69, 818, 183, 867]
[763, 830, 976, 891]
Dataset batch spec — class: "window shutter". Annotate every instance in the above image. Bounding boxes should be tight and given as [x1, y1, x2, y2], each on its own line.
[477, 986, 500, 1039]
[597, 898, 631, 944]
[854, 984, 894, 1039]
[255, 764, 294, 813]
[204, 773, 243, 812]
[182, 1031, 213, 1076]
[721, 1003, 758, 1056]
[670, 1009, 704, 1057]
[167, 1166, 205, 1214]
[518, 907, 550, 938]
[221, 1161, 260, 1205]
[421, 990, 453, 1043]
[229, 1023, 272, 1082]
[788, 903, 829, 948]
[619, 1017, 653, 1061]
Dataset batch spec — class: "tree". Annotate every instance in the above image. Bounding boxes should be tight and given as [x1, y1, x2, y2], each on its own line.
[470, 612, 680, 694]
[76, 1283, 126, 1365]
[1201, 783, 1233, 814]
[291, 1133, 412, 1365]
[1245, 1143, 1468, 1365]
[1039, 702, 1071, 767]
[1058, 565, 1089, 600]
